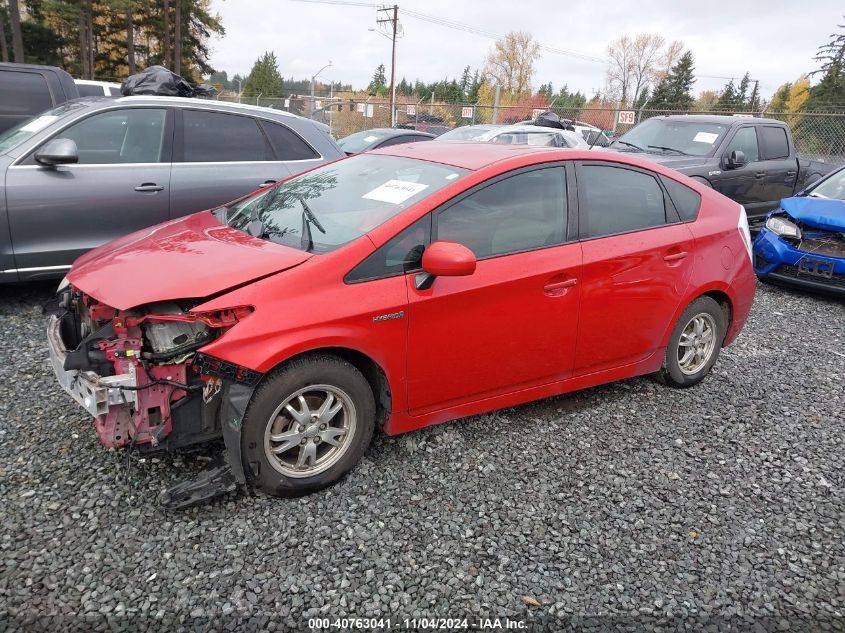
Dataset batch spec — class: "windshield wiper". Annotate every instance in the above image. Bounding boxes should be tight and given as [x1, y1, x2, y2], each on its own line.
[614, 140, 646, 152]
[648, 145, 689, 155]
[299, 198, 326, 252]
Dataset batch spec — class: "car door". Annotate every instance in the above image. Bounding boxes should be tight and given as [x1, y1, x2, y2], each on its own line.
[714, 126, 765, 213]
[404, 164, 582, 416]
[573, 161, 695, 375]
[169, 108, 296, 217]
[5, 106, 173, 278]
[756, 125, 798, 207]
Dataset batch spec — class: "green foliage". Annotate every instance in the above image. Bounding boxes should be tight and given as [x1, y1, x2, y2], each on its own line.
[768, 83, 791, 111]
[803, 18, 845, 111]
[650, 51, 695, 110]
[242, 51, 283, 97]
[715, 79, 737, 110]
[367, 63, 387, 95]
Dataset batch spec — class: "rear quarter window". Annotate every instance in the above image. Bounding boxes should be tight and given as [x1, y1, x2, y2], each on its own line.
[660, 175, 702, 222]
[260, 120, 319, 160]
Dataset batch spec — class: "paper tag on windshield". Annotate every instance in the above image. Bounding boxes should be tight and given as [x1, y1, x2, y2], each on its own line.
[20, 115, 58, 133]
[693, 132, 719, 144]
[363, 180, 429, 204]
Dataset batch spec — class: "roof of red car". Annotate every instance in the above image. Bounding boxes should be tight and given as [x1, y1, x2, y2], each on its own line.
[369, 140, 577, 171]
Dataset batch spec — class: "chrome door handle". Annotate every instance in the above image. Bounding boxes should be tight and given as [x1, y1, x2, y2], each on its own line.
[258, 179, 277, 187]
[134, 183, 164, 192]
[543, 278, 577, 292]
[663, 251, 688, 262]
[754, 172, 766, 179]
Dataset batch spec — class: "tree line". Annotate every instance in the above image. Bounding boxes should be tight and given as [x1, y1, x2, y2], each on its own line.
[0, 0, 223, 82]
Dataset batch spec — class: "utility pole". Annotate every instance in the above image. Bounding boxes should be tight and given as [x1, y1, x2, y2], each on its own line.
[377, 5, 399, 127]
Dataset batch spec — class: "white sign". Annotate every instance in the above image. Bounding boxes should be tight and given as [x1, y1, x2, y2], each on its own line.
[284, 99, 290, 109]
[365, 104, 374, 118]
[532, 108, 545, 119]
[314, 100, 322, 111]
[407, 105, 416, 116]
[617, 110, 636, 125]
[693, 131, 719, 144]
[362, 180, 429, 205]
[356, 102, 365, 114]
[461, 106, 473, 119]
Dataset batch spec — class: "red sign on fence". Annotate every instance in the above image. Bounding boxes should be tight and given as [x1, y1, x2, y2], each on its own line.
[618, 110, 636, 125]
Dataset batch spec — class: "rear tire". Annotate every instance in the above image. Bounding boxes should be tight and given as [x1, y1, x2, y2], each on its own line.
[241, 355, 375, 496]
[657, 296, 726, 388]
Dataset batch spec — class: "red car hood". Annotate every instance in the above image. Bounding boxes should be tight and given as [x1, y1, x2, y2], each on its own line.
[68, 212, 312, 310]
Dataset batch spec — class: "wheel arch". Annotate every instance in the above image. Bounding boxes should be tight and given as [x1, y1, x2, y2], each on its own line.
[661, 283, 736, 350]
[262, 346, 393, 430]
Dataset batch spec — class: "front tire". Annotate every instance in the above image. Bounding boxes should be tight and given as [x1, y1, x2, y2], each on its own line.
[658, 296, 726, 388]
[241, 355, 375, 496]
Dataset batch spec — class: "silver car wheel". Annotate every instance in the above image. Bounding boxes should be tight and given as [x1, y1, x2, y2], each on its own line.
[263, 384, 357, 479]
[677, 313, 717, 376]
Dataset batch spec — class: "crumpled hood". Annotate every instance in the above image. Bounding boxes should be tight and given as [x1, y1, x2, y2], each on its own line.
[780, 196, 845, 232]
[68, 211, 312, 310]
[607, 150, 709, 170]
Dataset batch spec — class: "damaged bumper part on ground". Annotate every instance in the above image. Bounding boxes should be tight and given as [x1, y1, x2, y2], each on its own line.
[46, 285, 261, 507]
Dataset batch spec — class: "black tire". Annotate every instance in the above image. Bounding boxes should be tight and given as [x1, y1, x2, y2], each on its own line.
[657, 296, 726, 388]
[241, 354, 375, 496]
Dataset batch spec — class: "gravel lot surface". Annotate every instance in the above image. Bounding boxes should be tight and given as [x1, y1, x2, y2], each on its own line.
[0, 281, 843, 632]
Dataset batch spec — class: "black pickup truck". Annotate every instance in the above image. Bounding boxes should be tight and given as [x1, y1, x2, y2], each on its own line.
[608, 115, 834, 221]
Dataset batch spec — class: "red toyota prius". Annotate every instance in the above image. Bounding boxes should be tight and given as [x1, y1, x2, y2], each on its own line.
[47, 142, 756, 504]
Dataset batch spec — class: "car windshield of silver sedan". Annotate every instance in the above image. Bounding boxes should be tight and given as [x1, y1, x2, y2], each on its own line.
[611, 119, 728, 157]
[808, 169, 845, 199]
[226, 154, 467, 253]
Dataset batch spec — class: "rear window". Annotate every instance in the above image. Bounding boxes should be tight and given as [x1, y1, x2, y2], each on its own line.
[0, 71, 52, 114]
[76, 84, 104, 97]
[758, 125, 790, 160]
[660, 175, 702, 221]
[338, 130, 390, 154]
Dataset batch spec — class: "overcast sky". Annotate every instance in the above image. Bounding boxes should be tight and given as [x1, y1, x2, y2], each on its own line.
[207, 0, 842, 98]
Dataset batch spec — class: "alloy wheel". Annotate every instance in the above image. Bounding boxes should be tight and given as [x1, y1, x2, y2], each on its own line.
[677, 313, 717, 376]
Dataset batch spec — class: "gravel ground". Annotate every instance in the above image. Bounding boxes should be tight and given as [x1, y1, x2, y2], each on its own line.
[0, 281, 843, 632]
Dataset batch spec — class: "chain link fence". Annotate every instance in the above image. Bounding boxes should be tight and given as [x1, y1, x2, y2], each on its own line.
[218, 94, 845, 166]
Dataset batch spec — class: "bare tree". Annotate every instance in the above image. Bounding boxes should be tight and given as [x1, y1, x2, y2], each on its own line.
[630, 34, 665, 105]
[605, 35, 635, 106]
[483, 31, 541, 95]
[660, 40, 684, 77]
[606, 35, 685, 107]
[7, 0, 24, 63]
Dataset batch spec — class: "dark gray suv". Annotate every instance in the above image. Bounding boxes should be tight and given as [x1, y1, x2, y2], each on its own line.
[0, 96, 344, 282]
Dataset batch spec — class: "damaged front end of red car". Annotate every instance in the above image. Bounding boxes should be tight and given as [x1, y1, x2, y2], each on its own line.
[46, 284, 260, 508]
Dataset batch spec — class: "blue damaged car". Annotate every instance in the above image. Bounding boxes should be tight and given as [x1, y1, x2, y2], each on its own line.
[753, 165, 845, 296]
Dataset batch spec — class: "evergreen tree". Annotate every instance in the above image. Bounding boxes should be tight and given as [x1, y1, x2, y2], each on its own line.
[242, 51, 283, 97]
[803, 18, 845, 110]
[467, 69, 482, 102]
[649, 51, 695, 110]
[633, 86, 650, 110]
[459, 65, 472, 99]
[368, 63, 387, 95]
[715, 79, 738, 110]
[736, 72, 751, 108]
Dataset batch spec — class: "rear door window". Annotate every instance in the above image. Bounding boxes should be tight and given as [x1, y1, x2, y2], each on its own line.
[2, 71, 53, 114]
[259, 120, 319, 160]
[76, 84, 104, 97]
[758, 125, 790, 160]
[180, 109, 271, 162]
[577, 164, 667, 238]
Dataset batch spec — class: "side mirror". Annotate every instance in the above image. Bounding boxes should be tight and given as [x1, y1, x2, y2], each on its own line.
[35, 138, 79, 167]
[727, 149, 746, 169]
[415, 241, 476, 290]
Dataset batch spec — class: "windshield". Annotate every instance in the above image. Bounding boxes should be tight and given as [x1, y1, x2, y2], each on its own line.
[437, 125, 497, 141]
[337, 130, 391, 154]
[611, 119, 728, 157]
[808, 169, 845, 200]
[226, 154, 467, 253]
[0, 102, 87, 154]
